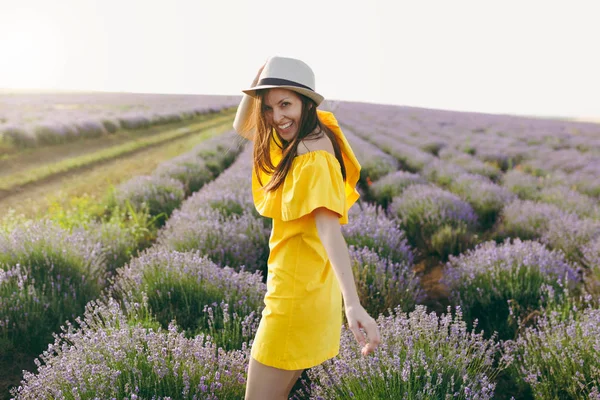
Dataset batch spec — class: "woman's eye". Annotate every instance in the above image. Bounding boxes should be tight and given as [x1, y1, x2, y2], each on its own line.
[282, 102, 289, 107]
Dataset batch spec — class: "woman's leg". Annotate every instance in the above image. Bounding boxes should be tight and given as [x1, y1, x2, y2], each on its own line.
[245, 356, 304, 400]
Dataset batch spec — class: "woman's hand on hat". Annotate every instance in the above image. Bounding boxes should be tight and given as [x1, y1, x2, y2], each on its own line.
[252, 59, 268, 86]
[345, 304, 381, 356]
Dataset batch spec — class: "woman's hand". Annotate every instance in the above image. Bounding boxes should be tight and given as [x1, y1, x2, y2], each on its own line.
[252, 59, 268, 86]
[345, 304, 381, 356]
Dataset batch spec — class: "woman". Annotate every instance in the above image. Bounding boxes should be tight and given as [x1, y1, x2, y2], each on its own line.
[233, 56, 380, 400]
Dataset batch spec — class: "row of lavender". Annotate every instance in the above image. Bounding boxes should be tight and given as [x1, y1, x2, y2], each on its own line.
[9, 124, 597, 399]
[0, 131, 244, 393]
[0, 92, 241, 148]
[331, 106, 600, 280]
[334, 101, 600, 198]
[342, 124, 598, 397]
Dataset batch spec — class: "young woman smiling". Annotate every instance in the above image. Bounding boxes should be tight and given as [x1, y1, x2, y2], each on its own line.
[233, 56, 380, 400]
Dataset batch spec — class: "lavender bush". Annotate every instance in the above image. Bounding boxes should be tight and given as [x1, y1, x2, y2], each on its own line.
[84, 217, 154, 276]
[503, 291, 600, 399]
[449, 173, 517, 229]
[344, 203, 414, 265]
[499, 199, 600, 265]
[501, 169, 543, 200]
[497, 199, 565, 241]
[369, 170, 427, 209]
[111, 248, 265, 350]
[73, 119, 107, 138]
[421, 159, 467, 188]
[159, 209, 270, 276]
[537, 185, 600, 219]
[32, 122, 77, 145]
[11, 297, 250, 400]
[297, 305, 508, 400]
[117, 113, 152, 130]
[159, 149, 271, 275]
[387, 142, 435, 172]
[348, 246, 422, 317]
[192, 131, 242, 176]
[100, 118, 120, 133]
[113, 175, 185, 226]
[419, 138, 447, 156]
[476, 148, 523, 172]
[153, 157, 215, 197]
[333, 126, 399, 192]
[0, 220, 106, 356]
[439, 150, 502, 182]
[583, 236, 600, 271]
[389, 184, 479, 260]
[540, 214, 600, 266]
[442, 238, 582, 340]
[569, 170, 600, 198]
[1, 125, 37, 147]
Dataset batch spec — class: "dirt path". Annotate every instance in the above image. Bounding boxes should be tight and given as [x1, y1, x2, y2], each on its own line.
[0, 116, 236, 219]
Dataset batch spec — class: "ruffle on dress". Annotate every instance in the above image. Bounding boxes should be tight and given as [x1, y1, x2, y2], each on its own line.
[252, 110, 361, 224]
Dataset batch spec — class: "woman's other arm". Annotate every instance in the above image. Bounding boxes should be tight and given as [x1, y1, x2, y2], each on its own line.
[313, 207, 381, 356]
[232, 61, 266, 140]
[232, 94, 256, 140]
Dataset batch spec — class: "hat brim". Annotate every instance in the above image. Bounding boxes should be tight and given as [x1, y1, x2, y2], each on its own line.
[242, 85, 324, 106]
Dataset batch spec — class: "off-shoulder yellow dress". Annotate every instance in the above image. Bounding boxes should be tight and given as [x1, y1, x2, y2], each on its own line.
[250, 110, 361, 370]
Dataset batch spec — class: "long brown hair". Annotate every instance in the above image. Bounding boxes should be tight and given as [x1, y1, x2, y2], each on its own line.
[248, 89, 347, 192]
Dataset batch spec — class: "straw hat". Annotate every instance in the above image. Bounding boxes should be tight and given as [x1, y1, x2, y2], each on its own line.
[242, 56, 324, 106]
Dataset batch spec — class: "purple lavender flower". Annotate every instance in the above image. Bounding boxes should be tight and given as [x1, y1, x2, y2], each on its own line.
[442, 238, 582, 340]
[369, 170, 426, 209]
[540, 214, 600, 266]
[111, 247, 265, 349]
[153, 156, 214, 196]
[344, 203, 414, 265]
[389, 184, 478, 259]
[0, 220, 106, 357]
[158, 149, 270, 275]
[302, 305, 507, 399]
[114, 175, 185, 223]
[501, 169, 543, 200]
[499, 199, 565, 240]
[342, 125, 398, 186]
[73, 118, 106, 138]
[449, 173, 517, 228]
[505, 301, 600, 399]
[537, 185, 600, 219]
[118, 113, 152, 130]
[348, 245, 423, 317]
[1, 124, 37, 147]
[421, 159, 467, 188]
[439, 150, 502, 181]
[11, 297, 250, 399]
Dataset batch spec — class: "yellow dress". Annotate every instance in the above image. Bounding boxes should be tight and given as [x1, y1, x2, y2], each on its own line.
[250, 110, 361, 370]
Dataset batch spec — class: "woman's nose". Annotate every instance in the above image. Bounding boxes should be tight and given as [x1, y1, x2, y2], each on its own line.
[273, 109, 285, 123]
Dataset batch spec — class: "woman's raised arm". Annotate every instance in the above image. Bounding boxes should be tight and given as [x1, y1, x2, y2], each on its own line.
[233, 61, 267, 140]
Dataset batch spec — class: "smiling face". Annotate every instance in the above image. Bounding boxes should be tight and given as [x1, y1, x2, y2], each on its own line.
[262, 88, 304, 141]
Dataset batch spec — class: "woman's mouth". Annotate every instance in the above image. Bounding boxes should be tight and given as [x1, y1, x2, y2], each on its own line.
[277, 121, 293, 133]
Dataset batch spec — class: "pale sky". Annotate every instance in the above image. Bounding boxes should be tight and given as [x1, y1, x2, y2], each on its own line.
[0, 0, 598, 120]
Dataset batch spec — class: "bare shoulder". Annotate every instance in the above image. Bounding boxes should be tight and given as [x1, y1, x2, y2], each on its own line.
[296, 134, 335, 156]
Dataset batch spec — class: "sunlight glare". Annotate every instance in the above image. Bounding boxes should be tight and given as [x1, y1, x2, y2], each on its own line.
[0, 9, 67, 89]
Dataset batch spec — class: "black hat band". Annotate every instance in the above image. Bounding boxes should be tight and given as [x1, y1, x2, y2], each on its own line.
[256, 77, 314, 92]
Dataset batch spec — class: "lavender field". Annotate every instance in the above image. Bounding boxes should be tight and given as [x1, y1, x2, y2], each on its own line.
[0, 91, 239, 149]
[2, 98, 600, 399]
